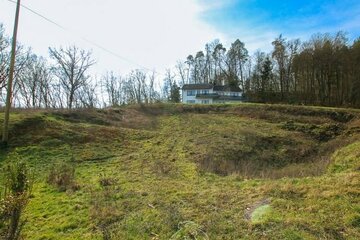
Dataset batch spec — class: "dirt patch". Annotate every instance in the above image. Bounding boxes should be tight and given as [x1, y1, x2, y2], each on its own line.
[244, 198, 271, 221]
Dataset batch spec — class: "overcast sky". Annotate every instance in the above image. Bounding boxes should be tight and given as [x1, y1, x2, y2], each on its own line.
[1, 0, 359, 76]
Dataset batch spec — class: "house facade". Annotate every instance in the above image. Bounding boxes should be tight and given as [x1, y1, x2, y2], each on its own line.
[182, 84, 243, 104]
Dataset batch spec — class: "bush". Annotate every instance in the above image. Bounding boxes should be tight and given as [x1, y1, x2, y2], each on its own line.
[0, 154, 32, 240]
[47, 163, 79, 192]
[98, 174, 117, 187]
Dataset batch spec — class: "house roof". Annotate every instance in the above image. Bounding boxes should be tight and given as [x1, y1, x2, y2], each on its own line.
[182, 84, 242, 92]
[182, 84, 213, 90]
[213, 85, 242, 92]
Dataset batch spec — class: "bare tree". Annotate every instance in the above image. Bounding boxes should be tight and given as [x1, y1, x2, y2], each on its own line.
[272, 34, 288, 100]
[77, 80, 99, 108]
[175, 61, 187, 86]
[0, 38, 31, 105]
[212, 43, 227, 84]
[50, 83, 65, 108]
[14, 55, 53, 108]
[49, 46, 95, 109]
[162, 69, 175, 100]
[227, 39, 249, 90]
[102, 71, 123, 106]
[119, 70, 161, 104]
[147, 70, 158, 103]
[0, 24, 10, 92]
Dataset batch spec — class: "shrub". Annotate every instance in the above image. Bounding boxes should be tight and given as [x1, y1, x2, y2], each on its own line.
[152, 158, 175, 176]
[0, 154, 32, 240]
[47, 163, 79, 192]
[98, 174, 117, 187]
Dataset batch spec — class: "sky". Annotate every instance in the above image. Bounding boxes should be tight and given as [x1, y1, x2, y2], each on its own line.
[0, 0, 359, 76]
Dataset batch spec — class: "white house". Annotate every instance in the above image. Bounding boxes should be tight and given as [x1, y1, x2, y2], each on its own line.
[182, 84, 243, 104]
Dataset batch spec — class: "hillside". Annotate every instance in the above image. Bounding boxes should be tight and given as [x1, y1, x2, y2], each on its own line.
[0, 103, 360, 239]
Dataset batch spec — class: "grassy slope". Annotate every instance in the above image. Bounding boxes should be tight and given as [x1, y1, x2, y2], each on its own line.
[0, 103, 359, 239]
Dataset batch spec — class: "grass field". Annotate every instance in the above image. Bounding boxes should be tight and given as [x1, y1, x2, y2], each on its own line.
[0, 103, 360, 239]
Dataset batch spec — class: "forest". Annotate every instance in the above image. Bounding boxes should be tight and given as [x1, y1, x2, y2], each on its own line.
[179, 32, 360, 107]
[1, 23, 359, 108]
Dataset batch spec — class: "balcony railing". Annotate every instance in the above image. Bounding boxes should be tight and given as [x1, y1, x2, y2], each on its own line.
[195, 93, 243, 101]
[195, 93, 220, 99]
[218, 95, 243, 101]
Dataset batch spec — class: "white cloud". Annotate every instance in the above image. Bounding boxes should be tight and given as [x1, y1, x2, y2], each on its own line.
[196, 0, 236, 12]
[0, 0, 226, 75]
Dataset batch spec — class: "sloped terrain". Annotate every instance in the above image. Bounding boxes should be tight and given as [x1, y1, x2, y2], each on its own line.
[0, 103, 359, 239]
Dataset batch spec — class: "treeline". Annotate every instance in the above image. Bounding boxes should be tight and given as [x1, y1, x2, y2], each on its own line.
[0, 24, 173, 109]
[178, 32, 360, 107]
[1, 22, 359, 108]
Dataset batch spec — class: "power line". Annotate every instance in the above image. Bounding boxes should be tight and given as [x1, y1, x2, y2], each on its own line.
[6, 0, 153, 71]
[7, 0, 66, 31]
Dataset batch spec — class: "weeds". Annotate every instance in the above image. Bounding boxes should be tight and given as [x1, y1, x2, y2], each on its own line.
[153, 158, 174, 176]
[0, 104, 359, 239]
[0, 153, 32, 240]
[47, 162, 79, 192]
[281, 121, 344, 141]
[89, 187, 124, 240]
[170, 221, 209, 240]
[98, 174, 117, 187]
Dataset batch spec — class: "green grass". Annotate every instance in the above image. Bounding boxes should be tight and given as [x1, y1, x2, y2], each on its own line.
[0, 103, 359, 239]
[251, 204, 273, 223]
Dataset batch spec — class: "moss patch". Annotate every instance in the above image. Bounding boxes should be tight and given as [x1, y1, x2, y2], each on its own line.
[251, 204, 273, 223]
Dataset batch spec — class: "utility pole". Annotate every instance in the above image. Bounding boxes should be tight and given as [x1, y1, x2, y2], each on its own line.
[2, 0, 21, 145]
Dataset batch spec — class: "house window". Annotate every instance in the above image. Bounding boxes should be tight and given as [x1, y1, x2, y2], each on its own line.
[202, 90, 209, 94]
[187, 100, 196, 104]
[187, 90, 196, 96]
[201, 100, 209, 104]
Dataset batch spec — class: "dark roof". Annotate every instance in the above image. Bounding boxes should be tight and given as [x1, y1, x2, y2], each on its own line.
[182, 84, 242, 92]
[213, 85, 242, 92]
[182, 84, 213, 90]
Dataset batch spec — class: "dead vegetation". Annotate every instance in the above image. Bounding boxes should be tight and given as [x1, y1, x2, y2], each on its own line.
[5, 103, 358, 179]
[47, 163, 80, 192]
[1, 103, 359, 239]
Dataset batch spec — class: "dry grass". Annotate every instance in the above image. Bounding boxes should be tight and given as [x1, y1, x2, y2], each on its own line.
[0, 103, 359, 239]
